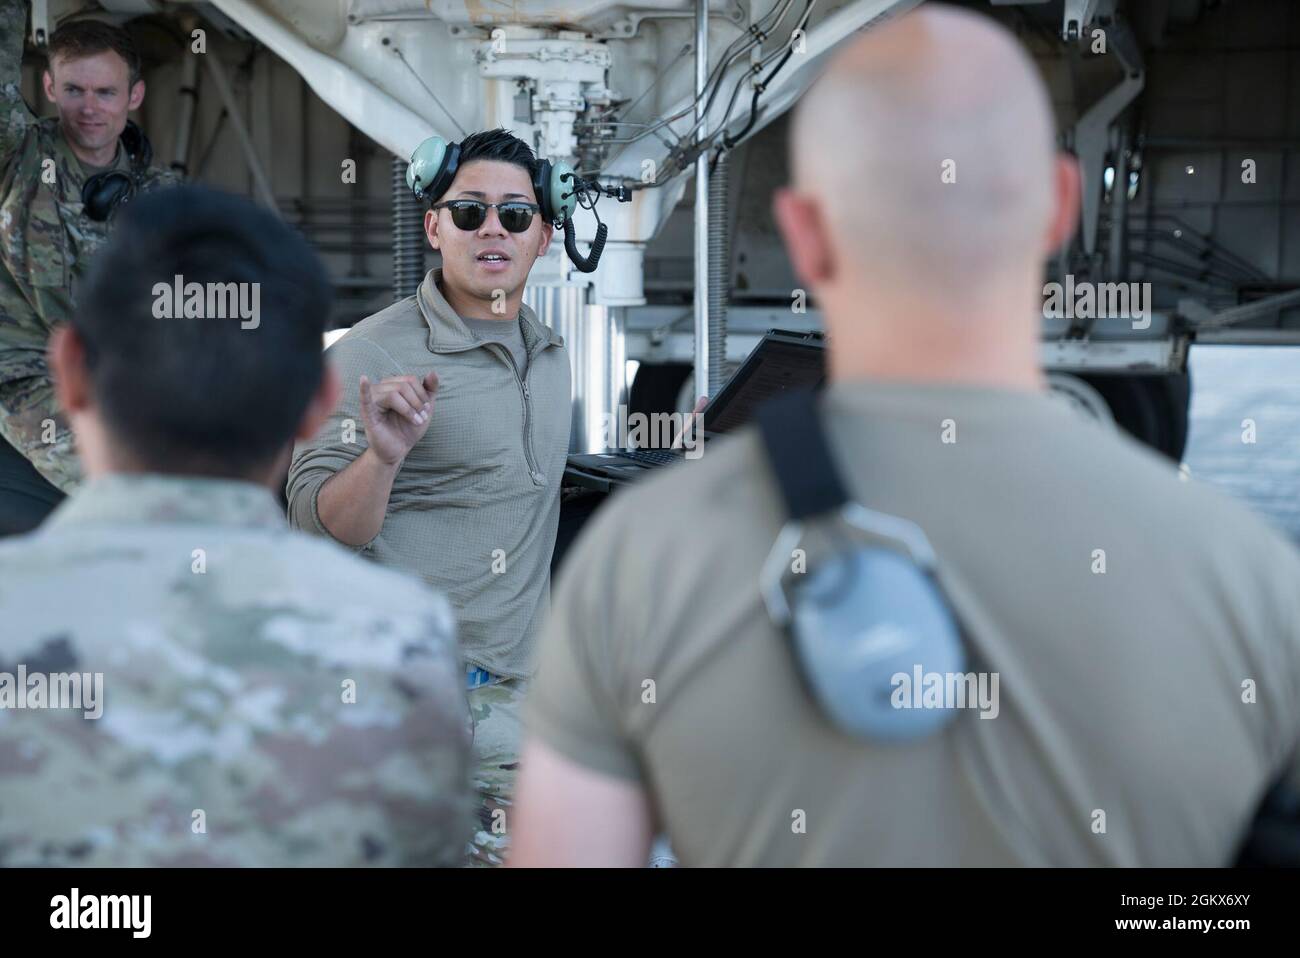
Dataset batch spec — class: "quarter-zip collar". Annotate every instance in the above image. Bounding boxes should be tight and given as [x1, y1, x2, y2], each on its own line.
[416, 268, 563, 357]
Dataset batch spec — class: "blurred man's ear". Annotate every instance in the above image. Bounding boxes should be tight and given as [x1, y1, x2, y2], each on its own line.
[48, 325, 91, 417]
[41, 69, 55, 103]
[128, 78, 145, 111]
[773, 187, 835, 289]
[537, 219, 553, 258]
[296, 363, 342, 442]
[1045, 153, 1082, 257]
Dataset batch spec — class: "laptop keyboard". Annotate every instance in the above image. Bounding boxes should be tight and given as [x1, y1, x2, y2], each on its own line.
[615, 449, 682, 466]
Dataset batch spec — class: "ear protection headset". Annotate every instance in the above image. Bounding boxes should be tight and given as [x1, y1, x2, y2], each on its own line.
[81, 120, 153, 223]
[756, 387, 968, 742]
[406, 135, 608, 273]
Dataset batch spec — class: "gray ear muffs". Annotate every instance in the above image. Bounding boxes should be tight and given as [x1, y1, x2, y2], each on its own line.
[763, 507, 968, 741]
[756, 388, 969, 743]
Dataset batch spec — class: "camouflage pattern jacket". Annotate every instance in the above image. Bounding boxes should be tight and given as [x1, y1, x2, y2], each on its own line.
[0, 474, 473, 866]
[0, 0, 179, 492]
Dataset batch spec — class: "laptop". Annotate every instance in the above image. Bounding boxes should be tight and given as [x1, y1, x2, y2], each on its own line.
[565, 329, 827, 492]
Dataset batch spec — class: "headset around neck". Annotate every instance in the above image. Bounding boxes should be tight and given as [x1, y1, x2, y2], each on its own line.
[80, 120, 153, 223]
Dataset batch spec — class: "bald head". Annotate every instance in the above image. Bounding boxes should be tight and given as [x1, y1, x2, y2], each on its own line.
[789, 4, 1060, 291]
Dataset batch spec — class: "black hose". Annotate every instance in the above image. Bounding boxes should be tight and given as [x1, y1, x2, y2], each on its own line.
[722, 4, 806, 153]
[723, 87, 762, 151]
[724, 42, 796, 150]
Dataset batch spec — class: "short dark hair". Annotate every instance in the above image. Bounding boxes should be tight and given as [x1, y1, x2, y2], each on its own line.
[74, 187, 334, 478]
[47, 18, 143, 87]
[457, 128, 539, 183]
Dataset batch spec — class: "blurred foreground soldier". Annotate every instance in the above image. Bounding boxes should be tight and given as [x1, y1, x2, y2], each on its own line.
[0, 187, 471, 866]
[511, 5, 1300, 866]
[0, 3, 178, 531]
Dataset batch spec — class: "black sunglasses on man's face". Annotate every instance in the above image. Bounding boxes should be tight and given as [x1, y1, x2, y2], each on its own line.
[432, 199, 541, 233]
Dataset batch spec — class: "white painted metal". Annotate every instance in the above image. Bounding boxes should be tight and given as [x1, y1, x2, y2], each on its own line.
[209, 0, 438, 158]
[199, 0, 911, 454]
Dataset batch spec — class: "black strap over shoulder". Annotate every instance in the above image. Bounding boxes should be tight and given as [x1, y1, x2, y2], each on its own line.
[755, 387, 851, 520]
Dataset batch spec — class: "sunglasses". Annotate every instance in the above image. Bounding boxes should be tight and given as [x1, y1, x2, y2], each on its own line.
[432, 199, 541, 233]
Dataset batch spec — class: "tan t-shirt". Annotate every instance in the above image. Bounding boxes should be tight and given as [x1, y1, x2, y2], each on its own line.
[527, 379, 1300, 866]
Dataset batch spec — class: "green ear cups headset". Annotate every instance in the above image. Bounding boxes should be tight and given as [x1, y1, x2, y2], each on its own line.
[407, 134, 607, 272]
[406, 135, 460, 206]
[537, 158, 579, 226]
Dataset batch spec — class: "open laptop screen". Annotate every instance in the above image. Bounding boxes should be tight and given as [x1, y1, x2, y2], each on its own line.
[706, 337, 827, 436]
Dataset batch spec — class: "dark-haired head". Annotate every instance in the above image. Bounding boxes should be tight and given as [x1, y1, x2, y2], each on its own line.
[52, 186, 340, 485]
[423, 129, 553, 310]
[453, 128, 539, 194]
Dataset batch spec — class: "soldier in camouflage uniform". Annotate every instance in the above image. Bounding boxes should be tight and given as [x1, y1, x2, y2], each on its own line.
[0, 186, 473, 866]
[0, 2, 178, 528]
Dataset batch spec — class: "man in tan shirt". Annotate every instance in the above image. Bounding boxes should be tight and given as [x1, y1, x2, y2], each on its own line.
[510, 5, 1300, 866]
[288, 129, 570, 865]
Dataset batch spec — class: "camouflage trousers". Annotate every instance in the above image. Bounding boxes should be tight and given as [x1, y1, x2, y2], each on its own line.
[464, 677, 527, 867]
